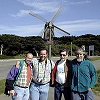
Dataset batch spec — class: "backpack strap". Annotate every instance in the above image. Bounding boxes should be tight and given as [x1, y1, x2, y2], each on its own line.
[49, 60, 55, 87]
[50, 60, 52, 72]
[14, 60, 25, 84]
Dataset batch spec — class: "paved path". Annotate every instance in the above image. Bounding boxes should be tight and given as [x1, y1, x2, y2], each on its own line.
[0, 57, 100, 99]
[0, 88, 100, 100]
[0, 57, 100, 80]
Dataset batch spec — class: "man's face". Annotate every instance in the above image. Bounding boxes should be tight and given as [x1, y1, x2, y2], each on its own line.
[39, 50, 48, 61]
[26, 53, 33, 64]
[60, 51, 68, 60]
[76, 53, 84, 62]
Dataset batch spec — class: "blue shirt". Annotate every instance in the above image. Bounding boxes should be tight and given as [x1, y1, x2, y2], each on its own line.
[71, 59, 97, 92]
[7, 65, 19, 80]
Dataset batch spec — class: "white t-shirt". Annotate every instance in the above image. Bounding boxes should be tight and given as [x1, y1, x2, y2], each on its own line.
[56, 60, 66, 84]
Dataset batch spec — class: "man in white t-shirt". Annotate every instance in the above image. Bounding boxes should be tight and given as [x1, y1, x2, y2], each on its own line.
[51, 49, 72, 100]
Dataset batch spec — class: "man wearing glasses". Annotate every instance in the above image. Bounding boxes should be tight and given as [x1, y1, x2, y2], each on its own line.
[51, 49, 72, 100]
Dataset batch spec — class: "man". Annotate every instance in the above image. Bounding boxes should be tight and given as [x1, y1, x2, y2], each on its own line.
[30, 49, 55, 100]
[51, 49, 72, 100]
[4, 53, 33, 100]
[71, 48, 97, 100]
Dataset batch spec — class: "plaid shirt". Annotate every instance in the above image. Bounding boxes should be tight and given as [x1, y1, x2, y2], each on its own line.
[15, 61, 32, 87]
[33, 59, 55, 84]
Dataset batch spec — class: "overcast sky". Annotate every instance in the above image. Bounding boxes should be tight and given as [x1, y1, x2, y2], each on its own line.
[0, 0, 100, 37]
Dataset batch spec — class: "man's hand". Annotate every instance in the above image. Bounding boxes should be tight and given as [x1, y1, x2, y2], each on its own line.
[88, 88, 92, 91]
[16, 61, 20, 68]
[9, 90, 17, 96]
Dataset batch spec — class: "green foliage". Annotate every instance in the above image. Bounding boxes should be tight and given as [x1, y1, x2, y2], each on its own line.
[0, 34, 100, 56]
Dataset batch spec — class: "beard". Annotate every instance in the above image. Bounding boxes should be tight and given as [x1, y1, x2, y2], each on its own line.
[40, 56, 47, 62]
[26, 60, 32, 64]
[77, 58, 83, 62]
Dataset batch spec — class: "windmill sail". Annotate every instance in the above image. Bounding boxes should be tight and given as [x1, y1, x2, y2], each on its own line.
[53, 24, 70, 35]
[51, 3, 63, 23]
[29, 12, 47, 23]
[29, 1, 70, 59]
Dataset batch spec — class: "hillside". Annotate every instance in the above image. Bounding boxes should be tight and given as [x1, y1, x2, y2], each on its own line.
[0, 34, 100, 56]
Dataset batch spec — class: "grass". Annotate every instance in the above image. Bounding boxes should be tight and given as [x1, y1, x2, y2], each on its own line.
[0, 79, 6, 95]
[0, 55, 100, 61]
[89, 56, 100, 61]
[93, 70, 100, 96]
[0, 54, 24, 59]
[0, 55, 14, 59]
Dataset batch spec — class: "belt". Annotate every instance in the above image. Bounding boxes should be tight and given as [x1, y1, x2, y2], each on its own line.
[32, 80, 49, 85]
[56, 81, 65, 86]
[15, 85, 28, 88]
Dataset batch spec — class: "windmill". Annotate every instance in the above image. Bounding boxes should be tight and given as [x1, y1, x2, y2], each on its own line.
[29, 3, 70, 59]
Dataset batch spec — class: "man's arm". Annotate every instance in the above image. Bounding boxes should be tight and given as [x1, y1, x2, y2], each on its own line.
[4, 61, 19, 96]
[88, 61, 97, 88]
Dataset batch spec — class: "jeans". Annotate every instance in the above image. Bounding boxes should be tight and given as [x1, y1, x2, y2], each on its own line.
[29, 82, 49, 100]
[54, 83, 72, 100]
[72, 90, 95, 100]
[12, 86, 29, 100]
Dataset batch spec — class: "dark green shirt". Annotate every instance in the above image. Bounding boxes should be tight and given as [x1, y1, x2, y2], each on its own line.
[71, 59, 97, 92]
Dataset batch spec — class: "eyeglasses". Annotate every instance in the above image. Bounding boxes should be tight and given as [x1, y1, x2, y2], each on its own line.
[76, 53, 83, 55]
[60, 54, 66, 56]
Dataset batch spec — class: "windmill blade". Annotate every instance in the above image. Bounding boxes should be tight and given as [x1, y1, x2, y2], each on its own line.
[39, 25, 49, 39]
[38, 29, 44, 38]
[53, 24, 70, 35]
[51, 2, 63, 22]
[29, 12, 47, 23]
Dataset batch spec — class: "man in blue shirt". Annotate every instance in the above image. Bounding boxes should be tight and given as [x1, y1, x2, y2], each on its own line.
[71, 48, 97, 100]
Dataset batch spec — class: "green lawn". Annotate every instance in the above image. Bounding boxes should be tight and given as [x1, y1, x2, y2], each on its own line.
[93, 70, 100, 95]
[0, 54, 24, 59]
[90, 57, 100, 61]
[0, 79, 6, 95]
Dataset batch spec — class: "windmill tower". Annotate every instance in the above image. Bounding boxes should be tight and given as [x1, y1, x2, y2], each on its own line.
[29, 2, 70, 59]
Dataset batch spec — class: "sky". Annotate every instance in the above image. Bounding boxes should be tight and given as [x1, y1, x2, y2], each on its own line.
[0, 0, 100, 37]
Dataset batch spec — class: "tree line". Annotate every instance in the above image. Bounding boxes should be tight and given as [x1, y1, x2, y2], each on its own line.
[0, 34, 100, 56]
